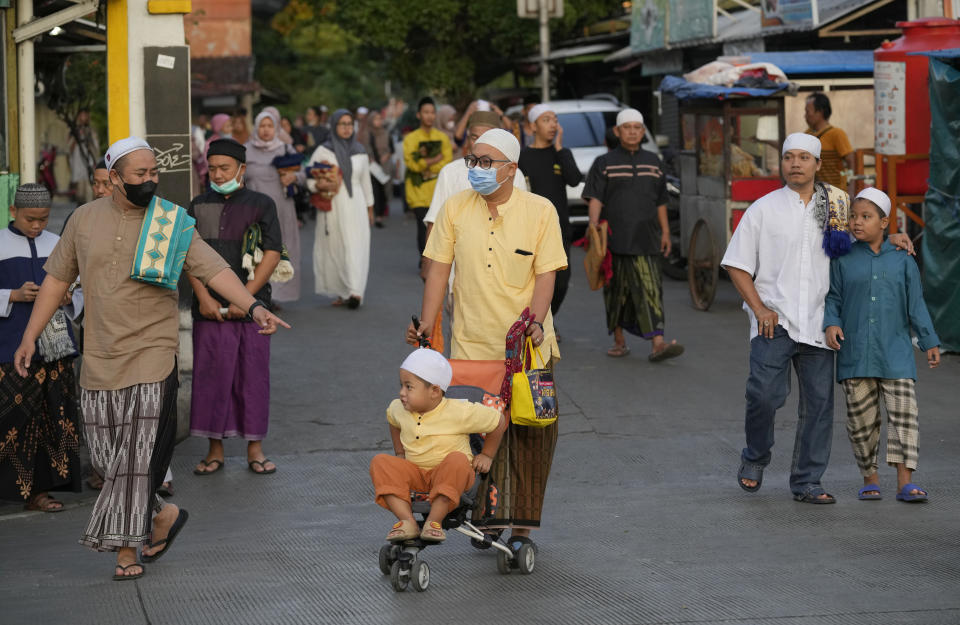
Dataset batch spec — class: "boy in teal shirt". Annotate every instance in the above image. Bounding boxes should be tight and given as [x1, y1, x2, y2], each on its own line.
[824, 187, 940, 503]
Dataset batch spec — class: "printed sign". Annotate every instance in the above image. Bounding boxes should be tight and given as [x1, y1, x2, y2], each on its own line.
[630, 0, 667, 53]
[874, 61, 906, 155]
[762, 0, 817, 27]
[669, 0, 716, 43]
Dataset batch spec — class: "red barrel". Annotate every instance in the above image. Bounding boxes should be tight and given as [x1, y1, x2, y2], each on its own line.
[874, 18, 960, 196]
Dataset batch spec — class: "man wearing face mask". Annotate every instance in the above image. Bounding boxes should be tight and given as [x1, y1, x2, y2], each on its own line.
[408, 128, 567, 542]
[13, 136, 289, 582]
[186, 139, 284, 477]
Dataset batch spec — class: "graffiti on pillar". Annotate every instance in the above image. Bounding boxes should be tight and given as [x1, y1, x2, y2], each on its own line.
[153, 139, 192, 174]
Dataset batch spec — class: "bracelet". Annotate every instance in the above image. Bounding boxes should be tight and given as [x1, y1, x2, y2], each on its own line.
[247, 299, 266, 319]
[531, 321, 544, 331]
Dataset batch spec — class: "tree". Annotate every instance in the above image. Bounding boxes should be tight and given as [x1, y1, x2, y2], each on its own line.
[256, 0, 623, 110]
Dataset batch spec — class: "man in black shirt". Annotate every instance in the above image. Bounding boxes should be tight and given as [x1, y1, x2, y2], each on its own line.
[518, 104, 583, 321]
[582, 109, 683, 362]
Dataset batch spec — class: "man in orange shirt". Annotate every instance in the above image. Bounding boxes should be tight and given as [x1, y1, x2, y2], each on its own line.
[804, 93, 854, 193]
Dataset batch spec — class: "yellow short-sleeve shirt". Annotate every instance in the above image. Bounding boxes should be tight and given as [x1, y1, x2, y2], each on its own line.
[424, 187, 568, 361]
[386, 398, 502, 470]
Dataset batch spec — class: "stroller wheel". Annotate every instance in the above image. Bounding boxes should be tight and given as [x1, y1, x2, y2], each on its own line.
[390, 561, 408, 592]
[378, 544, 395, 575]
[410, 559, 430, 592]
[517, 543, 536, 575]
[496, 549, 512, 575]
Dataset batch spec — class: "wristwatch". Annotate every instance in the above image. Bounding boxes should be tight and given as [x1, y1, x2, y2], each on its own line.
[247, 299, 266, 319]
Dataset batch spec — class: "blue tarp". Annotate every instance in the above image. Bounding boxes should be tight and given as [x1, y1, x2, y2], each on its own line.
[911, 48, 960, 59]
[659, 75, 789, 101]
[747, 50, 874, 75]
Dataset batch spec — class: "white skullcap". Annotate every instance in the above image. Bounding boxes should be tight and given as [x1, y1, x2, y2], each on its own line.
[782, 133, 822, 159]
[357, 106, 369, 115]
[475, 128, 521, 163]
[616, 108, 644, 127]
[527, 103, 555, 124]
[856, 187, 892, 216]
[104, 136, 152, 171]
[400, 348, 453, 392]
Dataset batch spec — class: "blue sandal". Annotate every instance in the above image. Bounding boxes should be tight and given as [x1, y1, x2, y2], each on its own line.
[895, 483, 928, 503]
[737, 461, 764, 492]
[857, 484, 882, 500]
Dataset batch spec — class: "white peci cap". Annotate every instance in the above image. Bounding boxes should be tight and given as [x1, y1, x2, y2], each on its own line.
[400, 348, 453, 392]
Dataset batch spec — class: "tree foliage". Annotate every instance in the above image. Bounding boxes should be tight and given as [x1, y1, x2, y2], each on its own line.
[255, 0, 626, 112]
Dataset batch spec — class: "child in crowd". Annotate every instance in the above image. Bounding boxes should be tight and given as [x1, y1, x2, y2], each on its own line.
[369, 349, 505, 542]
[824, 187, 940, 503]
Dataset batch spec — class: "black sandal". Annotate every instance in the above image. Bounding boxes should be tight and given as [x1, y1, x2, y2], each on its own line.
[248, 459, 277, 475]
[141, 509, 189, 563]
[113, 563, 145, 581]
[192, 459, 223, 476]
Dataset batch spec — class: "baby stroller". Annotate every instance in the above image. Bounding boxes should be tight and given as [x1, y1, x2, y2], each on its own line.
[377, 356, 537, 592]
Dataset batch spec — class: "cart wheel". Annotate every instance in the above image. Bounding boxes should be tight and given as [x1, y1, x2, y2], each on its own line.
[390, 560, 408, 592]
[410, 559, 430, 592]
[517, 543, 536, 575]
[378, 544, 394, 575]
[496, 549, 512, 575]
[687, 218, 718, 311]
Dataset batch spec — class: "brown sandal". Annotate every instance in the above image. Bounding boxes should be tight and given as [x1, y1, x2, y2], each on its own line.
[606, 344, 630, 358]
[420, 521, 446, 542]
[25, 493, 64, 513]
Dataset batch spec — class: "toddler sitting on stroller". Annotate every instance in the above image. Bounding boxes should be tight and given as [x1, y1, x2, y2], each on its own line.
[369, 348, 506, 542]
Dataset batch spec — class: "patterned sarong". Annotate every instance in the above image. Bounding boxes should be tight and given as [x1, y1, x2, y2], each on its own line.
[79, 367, 177, 551]
[0, 360, 81, 502]
[130, 196, 196, 290]
[603, 254, 664, 338]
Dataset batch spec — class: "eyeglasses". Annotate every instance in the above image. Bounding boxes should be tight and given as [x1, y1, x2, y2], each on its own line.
[464, 155, 511, 170]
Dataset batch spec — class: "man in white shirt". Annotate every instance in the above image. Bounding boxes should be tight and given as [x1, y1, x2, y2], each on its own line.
[722, 133, 911, 504]
[420, 111, 526, 281]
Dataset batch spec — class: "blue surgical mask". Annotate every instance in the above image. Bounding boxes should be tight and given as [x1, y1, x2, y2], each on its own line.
[467, 166, 503, 195]
[211, 171, 243, 195]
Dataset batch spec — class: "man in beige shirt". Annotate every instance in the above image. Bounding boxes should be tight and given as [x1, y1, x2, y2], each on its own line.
[13, 137, 289, 582]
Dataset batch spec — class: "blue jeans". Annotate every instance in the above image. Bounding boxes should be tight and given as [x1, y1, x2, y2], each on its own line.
[742, 325, 835, 496]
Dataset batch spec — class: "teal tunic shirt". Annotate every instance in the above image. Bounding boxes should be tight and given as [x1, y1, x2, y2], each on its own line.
[823, 240, 939, 381]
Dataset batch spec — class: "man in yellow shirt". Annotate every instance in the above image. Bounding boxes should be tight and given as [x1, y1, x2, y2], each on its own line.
[403, 97, 453, 259]
[804, 92, 854, 192]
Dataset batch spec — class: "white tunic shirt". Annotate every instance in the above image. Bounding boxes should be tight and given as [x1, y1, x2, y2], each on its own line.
[721, 186, 831, 349]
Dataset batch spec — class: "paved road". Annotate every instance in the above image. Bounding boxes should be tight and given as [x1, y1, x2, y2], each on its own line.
[2, 202, 958, 625]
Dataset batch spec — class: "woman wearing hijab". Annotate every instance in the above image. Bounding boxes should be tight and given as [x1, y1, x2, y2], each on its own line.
[244, 109, 304, 303]
[363, 110, 393, 228]
[205, 114, 233, 154]
[307, 109, 374, 309]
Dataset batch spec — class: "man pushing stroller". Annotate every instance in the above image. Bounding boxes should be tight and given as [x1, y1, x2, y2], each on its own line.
[369, 349, 506, 542]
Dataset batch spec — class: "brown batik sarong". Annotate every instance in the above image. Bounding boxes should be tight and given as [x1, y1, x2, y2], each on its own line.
[0, 360, 82, 502]
[79, 367, 177, 551]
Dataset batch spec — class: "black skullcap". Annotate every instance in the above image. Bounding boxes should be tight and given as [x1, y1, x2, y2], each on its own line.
[15, 183, 51, 209]
[207, 138, 246, 163]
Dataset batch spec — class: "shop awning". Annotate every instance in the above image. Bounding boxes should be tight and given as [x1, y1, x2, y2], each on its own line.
[746, 50, 874, 75]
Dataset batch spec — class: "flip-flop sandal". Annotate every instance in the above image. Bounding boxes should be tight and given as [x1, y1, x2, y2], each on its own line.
[24, 494, 64, 513]
[857, 484, 882, 500]
[649, 343, 685, 362]
[419, 521, 446, 542]
[141, 509, 189, 563]
[737, 461, 764, 493]
[346, 296, 361, 309]
[895, 482, 928, 503]
[112, 563, 144, 581]
[192, 459, 223, 476]
[248, 459, 277, 475]
[331, 298, 345, 307]
[386, 520, 419, 542]
[606, 344, 630, 358]
[793, 488, 836, 504]
[158, 482, 174, 497]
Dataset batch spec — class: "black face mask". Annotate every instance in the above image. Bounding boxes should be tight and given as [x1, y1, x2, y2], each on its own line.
[117, 174, 157, 208]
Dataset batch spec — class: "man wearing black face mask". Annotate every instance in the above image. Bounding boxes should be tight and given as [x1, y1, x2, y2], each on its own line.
[13, 136, 290, 582]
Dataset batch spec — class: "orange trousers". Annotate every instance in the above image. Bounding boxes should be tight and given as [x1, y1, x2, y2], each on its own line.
[369, 452, 474, 510]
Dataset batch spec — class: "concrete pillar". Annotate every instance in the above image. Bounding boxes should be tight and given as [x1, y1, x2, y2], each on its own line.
[17, 0, 35, 184]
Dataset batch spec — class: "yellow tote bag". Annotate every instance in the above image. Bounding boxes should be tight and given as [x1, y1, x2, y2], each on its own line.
[510, 337, 558, 428]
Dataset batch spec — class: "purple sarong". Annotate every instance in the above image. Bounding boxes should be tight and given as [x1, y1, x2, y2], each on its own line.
[190, 320, 270, 440]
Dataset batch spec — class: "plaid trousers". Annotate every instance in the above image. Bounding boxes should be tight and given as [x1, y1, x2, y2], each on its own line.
[841, 377, 919, 476]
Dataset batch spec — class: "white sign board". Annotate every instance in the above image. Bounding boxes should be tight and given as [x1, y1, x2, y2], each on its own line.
[517, 0, 563, 18]
[874, 61, 906, 155]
